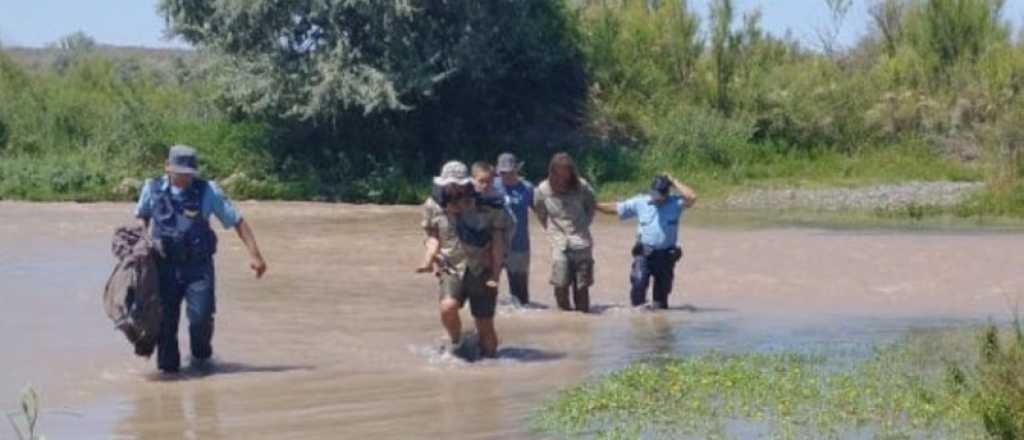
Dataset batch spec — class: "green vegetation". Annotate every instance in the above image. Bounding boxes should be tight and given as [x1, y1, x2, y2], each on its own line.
[532, 323, 1024, 439]
[1, 0, 1023, 214]
[574, 0, 1023, 219]
[6, 385, 43, 440]
[0, 42, 294, 201]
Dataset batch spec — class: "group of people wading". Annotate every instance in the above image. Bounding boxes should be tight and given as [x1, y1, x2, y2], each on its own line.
[128, 146, 694, 372]
[415, 152, 697, 358]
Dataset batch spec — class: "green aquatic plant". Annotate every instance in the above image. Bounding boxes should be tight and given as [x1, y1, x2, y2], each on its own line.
[6, 385, 44, 440]
[532, 330, 993, 439]
[967, 320, 1024, 439]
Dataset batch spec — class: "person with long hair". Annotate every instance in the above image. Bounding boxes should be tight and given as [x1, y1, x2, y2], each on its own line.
[533, 152, 597, 312]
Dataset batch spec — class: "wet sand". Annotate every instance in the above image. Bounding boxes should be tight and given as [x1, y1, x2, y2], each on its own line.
[2, 202, 1022, 439]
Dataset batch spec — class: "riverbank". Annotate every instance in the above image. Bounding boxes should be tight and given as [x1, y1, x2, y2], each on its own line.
[5, 143, 1022, 226]
[721, 181, 984, 211]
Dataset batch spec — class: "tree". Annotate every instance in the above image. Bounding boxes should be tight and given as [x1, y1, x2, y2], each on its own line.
[57, 31, 97, 53]
[710, 0, 741, 113]
[668, 0, 703, 84]
[158, 0, 586, 192]
[869, 0, 907, 57]
[908, 0, 1010, 67]
[52, 31, 97, 73]
[159, 0, 584, 124]
[816, 0, 853, 56]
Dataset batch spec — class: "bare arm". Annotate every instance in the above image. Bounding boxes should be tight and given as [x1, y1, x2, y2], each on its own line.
[234, 219, 267, 278]
[665, 173, 698, 208]
[533, 193, 549, 229]
[583, 185, 597, 224]
[595, 202, 618, 215]
[416, 234, 441, 273]
[488, 229, 505, 286]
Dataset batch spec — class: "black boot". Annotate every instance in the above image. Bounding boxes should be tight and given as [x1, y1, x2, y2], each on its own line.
[554, 288, 572, 311]
[573, 287, 590, 313]
[509, 273, 530, 306]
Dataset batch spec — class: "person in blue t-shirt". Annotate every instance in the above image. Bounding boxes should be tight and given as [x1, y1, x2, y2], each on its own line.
[597, 174, 697, 309]
[493, 153, 535, 306]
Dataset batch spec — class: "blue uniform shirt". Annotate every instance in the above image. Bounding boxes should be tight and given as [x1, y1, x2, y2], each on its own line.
[617, 194, 685, 250]
[495, 179, 534, 253]
[135, 176, 243, 229]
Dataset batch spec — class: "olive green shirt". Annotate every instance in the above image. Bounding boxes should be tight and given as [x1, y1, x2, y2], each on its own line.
[533, 179, 596, 252]
[421, 198, 511, 274]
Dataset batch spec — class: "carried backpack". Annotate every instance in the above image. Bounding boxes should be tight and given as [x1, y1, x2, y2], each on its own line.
[103, 225, 162, 357]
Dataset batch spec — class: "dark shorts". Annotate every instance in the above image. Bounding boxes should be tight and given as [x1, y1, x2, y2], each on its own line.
[440, 268, 498, 319]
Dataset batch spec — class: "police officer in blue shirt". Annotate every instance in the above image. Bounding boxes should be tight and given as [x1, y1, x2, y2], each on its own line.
[597, 174, 697, 309]
[135, 145, 268, 373]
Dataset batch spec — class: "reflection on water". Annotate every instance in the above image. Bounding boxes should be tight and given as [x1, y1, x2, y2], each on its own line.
[115, 384, 223, 440]
[629, 313, 677, 356]
[2, 202, 1023, 438]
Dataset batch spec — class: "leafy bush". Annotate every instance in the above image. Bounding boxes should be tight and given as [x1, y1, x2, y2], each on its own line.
[646, 106, 756, 170]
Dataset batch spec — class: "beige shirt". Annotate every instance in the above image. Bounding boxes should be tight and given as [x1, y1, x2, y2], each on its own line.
[421, 198, 511, 274]
[533, 179, 596, 251]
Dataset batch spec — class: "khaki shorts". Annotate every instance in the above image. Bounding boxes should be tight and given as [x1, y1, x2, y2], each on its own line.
[550, 248, 594, 289]
[504, 251, 530, 275]
[439, 268, 498, 319]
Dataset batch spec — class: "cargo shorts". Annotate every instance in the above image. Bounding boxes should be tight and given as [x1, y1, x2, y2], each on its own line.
[440, 268, 498, 319]
[550, 248, 594, 289]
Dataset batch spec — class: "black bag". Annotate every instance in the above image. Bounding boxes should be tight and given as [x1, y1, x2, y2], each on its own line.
[631, 242, 648, 257]
[632, 242, 683, 263]
[668, 246, 683, 263]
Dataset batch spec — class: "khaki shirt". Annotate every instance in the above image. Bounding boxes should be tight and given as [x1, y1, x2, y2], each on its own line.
[533, 179, 596, 251]
[421, 198, 511, 274]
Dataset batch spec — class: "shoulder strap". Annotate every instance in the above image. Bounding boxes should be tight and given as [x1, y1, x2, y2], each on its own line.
[148, 176, 163, 196]
[192, 178, 209, 196]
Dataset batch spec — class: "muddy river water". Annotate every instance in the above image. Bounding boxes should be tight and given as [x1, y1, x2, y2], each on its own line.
[2, 202, 1023, 439]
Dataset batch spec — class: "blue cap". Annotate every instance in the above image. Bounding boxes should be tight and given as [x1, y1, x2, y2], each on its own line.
[649, 175, 672, 198]
[166, 145, 198, 175]
[496, 153, 522, 173]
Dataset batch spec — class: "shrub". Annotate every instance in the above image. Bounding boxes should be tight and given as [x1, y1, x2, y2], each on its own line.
[646, 106, 756, 170]
[970, 322, 1024, 439]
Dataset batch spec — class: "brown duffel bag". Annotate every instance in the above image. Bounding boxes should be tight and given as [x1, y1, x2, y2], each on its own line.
[103, 224, 162, 357]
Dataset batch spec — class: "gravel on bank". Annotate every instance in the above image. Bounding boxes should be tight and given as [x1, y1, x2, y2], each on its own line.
[722, 181, 985, 211]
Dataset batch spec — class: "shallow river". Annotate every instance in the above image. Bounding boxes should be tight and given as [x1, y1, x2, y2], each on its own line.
[2, 202, 1022, 439]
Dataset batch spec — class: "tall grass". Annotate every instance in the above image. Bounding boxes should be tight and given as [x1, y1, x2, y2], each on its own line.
[6, 386, 42, 440]
[966, 321, 1024, 438]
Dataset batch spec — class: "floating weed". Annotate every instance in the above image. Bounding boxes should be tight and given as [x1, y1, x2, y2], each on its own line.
[532, 330, 995, 439]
